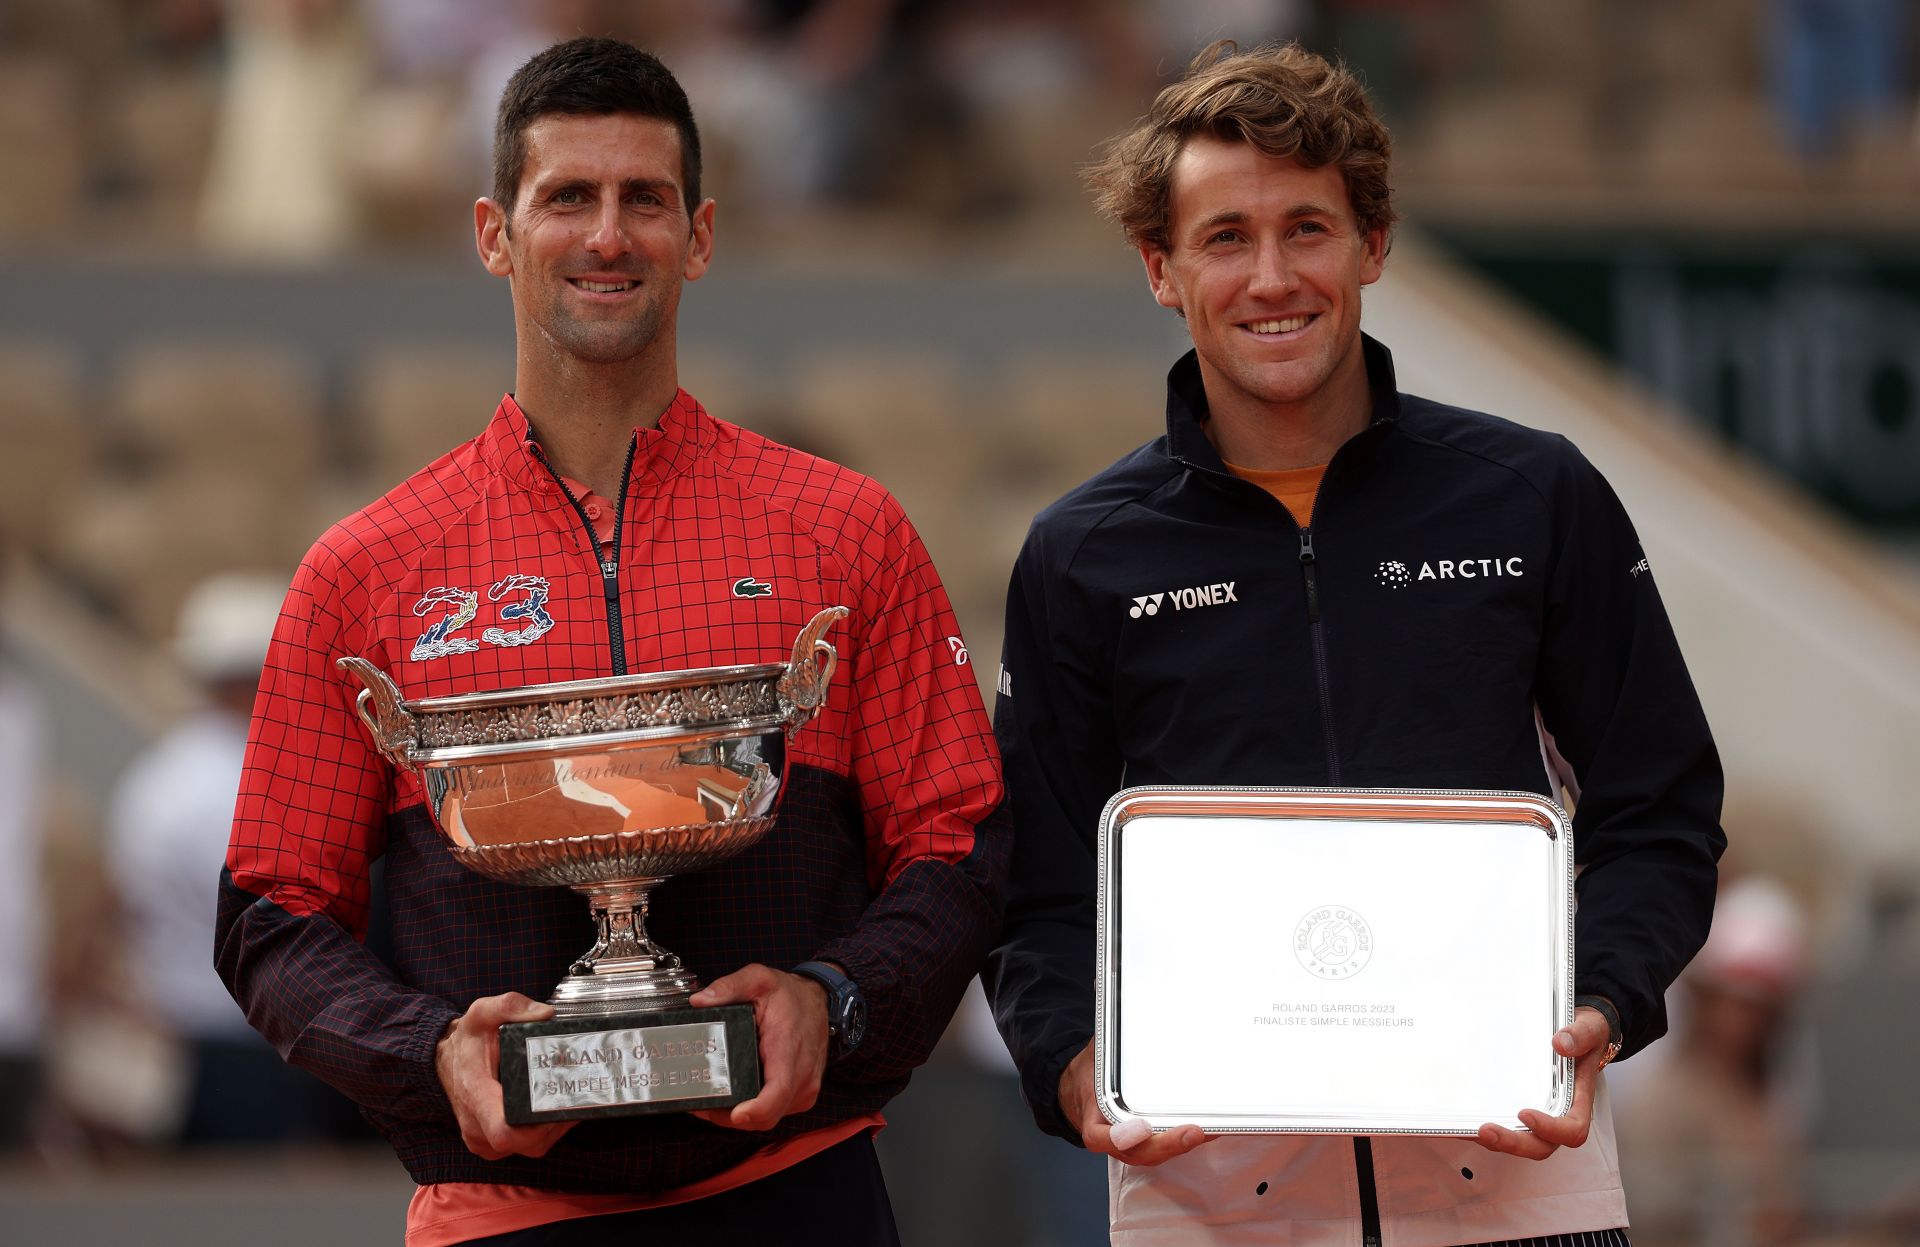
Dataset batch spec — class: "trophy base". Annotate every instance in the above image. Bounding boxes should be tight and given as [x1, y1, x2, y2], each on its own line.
[500, 1003, 761, 1124]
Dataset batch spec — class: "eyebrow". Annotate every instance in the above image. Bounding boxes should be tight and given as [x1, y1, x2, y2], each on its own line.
[1189, 203, 1339, 236]
[533, 176, 681, 205]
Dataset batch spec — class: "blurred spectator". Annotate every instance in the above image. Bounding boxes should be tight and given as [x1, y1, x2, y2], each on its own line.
[0, 549, 49, 1151]
[103, 570, 338, 1145]
[196, 0, 369, 259]
[1308, 0, 1482, 126]
[1616, 875, 1814, 1247]
[1771, 0, 1911, 160]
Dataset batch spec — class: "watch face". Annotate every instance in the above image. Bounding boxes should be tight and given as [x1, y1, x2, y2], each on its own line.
[842, 996, 868, 1050]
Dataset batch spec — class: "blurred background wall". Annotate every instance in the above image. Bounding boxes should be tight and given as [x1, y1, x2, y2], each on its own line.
[0, 1, 1916, 1245]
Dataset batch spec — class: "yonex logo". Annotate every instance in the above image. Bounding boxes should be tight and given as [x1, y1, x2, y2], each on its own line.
[731, 576, 773, 599]
[1128, 583, 1237, 620]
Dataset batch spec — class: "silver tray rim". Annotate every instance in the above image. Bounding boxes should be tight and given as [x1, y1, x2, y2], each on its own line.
[1094, 784, 1575, 1135]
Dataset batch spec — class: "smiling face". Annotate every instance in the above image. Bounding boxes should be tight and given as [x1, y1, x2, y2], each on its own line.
[1143, 137, 1385, 427]
[476, 112, 713, 371]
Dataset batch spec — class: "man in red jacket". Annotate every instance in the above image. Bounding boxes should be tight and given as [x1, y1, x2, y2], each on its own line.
[218, 37, 1006, 1246]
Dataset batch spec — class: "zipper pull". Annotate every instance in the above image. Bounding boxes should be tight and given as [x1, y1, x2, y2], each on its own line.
[601, 559, 619, 600]
[1299, 531, 1321, 624]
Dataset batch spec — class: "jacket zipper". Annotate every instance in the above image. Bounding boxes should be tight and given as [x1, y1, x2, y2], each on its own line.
[534, 434, 638, 676]
[1353, 1137, 1383, 1247]
[1183, 426, 1388, 1241]
[1296, 530, 1341, 785]
[1301, 524, 1373, 1241]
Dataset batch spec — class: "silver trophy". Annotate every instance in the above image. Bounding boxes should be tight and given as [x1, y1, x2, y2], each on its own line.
[338, 606, 847, 1123]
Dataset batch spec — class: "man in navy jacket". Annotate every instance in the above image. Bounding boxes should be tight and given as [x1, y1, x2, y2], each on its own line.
[985, 39, 1724, 1247]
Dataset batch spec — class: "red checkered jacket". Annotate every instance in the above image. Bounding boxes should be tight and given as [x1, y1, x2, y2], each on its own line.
[217, 391, 1008, 1192]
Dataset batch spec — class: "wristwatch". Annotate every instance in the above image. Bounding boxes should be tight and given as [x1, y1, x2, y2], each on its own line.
[793, 960, 868, 1057]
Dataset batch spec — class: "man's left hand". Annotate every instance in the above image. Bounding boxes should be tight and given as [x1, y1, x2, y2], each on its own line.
[1474, 1004, 1613, 1161]
[688, 964, 830, 1131]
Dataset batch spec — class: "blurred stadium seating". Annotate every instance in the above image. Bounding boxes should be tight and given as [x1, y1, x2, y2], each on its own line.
[1, 2, 1916, 1244]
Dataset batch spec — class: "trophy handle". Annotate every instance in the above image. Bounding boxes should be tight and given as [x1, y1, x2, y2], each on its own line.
[336, 656, 419, 773]
[777, 606, 850, 728]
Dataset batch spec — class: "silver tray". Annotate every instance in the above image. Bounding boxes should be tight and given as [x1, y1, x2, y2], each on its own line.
[1096, 786, 1574, 1135]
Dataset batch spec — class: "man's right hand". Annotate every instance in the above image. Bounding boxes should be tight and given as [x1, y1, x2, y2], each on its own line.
[1059, 1040, 1211, 1166]
[437, 992, 577, 1161]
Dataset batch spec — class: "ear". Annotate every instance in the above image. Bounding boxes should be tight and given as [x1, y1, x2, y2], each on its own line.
[475, 198, 512, 277]
[1142, 244, 1182, 313]
[1358, 224, 1387, 287]
[683, 197, 715, 282]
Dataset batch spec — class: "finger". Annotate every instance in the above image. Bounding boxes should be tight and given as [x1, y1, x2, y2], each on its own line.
[1110, 1124, 1213, 1167]
[1555, 1008, 1611, 1059]
[1109, 1118, 1152, 1150]
[1520, 1054, 1597, 1147]
[475, 1119, 574, 1160]
[1517, 1106, 1591, 1149]
[690, 964, 774, 1009]
[725, 1053, 799, 1131]
[1527, 1039, 1600, 1141]
[469, 991, 556, 1027]
[1475, 1121, 1557, 1161]
[509, 1120, 577, 1158]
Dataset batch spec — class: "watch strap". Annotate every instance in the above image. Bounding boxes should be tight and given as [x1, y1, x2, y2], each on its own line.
[792, 960, 863, 1054]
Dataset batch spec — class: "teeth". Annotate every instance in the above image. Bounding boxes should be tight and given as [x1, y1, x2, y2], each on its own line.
[1249, 316, 1311, 334]
[578, 280, 632, 293]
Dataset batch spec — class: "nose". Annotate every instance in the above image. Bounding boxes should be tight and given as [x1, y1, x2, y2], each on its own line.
[583, 198, 631, 261]
[1247, 241, 1298, 300]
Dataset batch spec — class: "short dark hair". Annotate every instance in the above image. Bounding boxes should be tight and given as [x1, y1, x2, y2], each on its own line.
[492, 37, 703, 215]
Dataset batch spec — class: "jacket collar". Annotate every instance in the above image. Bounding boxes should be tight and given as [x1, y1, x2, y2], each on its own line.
[477, 388, 716, 497]
[1164, 333, 1401, 472]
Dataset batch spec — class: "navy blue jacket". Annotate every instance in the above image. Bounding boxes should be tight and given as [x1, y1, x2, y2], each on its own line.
[985, 336, 1725, 1140]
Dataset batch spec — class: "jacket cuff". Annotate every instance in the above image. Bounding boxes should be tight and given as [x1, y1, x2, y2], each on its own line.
[1573, 975, 1640, 1060]
[1025, 1036, 1091, 1146]
[403, 1002, 463, 1122]
[808, 939, 888, 1077]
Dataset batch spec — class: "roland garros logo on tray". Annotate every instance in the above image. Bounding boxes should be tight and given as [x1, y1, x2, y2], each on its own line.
[1294, 905, 1373, 980]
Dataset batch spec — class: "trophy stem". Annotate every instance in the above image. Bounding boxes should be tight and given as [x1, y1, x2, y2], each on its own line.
[549, 879, 701, 1017]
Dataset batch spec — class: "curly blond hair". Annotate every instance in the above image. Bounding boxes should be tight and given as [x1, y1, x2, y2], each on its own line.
[1088, 40, 1396, 250]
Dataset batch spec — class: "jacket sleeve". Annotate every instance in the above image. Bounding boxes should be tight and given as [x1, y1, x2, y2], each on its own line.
[981, 525, 1120, 1142]
[1534, 447, 1726, 1060]
[811, 497, 1010, 1085]
[216, 544, 460, 1122]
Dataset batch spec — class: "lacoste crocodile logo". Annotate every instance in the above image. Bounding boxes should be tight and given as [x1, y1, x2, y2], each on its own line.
[731, 576, 773, 599]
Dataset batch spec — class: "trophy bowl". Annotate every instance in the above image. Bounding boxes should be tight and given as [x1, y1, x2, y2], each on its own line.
[337, 605, 848, 1122]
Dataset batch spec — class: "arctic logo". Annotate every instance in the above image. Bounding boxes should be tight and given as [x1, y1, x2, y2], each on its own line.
[1128, 582, 1237, 619]
[731, 576, 773, 599]
[1377, 557, 1526, 586]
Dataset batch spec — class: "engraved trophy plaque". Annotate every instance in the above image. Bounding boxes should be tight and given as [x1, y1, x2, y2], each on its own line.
[1097, 787, 1575, 1135]
[339, 607, 847, 1124]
